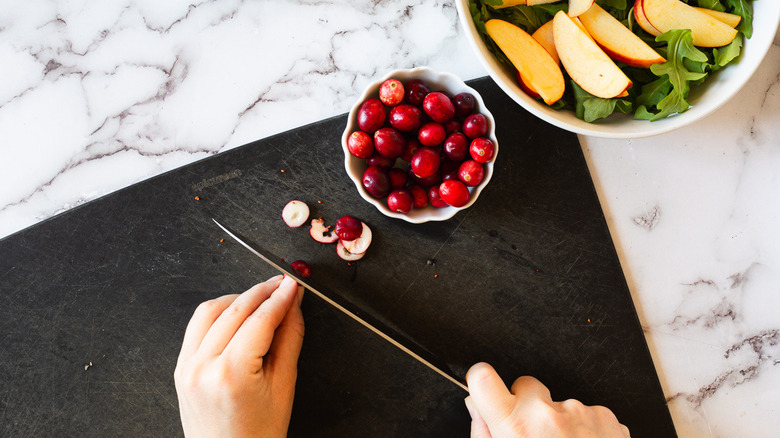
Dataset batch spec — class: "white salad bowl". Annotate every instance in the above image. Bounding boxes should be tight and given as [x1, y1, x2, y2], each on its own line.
[455, 0, 780, 138]
[342, 67, 498, 223]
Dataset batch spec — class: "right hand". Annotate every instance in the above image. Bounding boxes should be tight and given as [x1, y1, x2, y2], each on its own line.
[465, 363, 630, 438]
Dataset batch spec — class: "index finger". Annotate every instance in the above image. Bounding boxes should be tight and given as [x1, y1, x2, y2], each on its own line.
[177, 294, 239, 363]
[465, 363, 515, 426]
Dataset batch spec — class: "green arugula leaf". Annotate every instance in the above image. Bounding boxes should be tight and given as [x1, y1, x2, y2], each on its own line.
[712, 34, 744, 70]
[483, 0, 503, 6]
[571, 81, 632, 122]
[636, 76, 673, 108]
[644, 29, 708, 120]
[724, 0, 753, 38]
[697, 0, 726, 12]
[633, 105, 656, 120]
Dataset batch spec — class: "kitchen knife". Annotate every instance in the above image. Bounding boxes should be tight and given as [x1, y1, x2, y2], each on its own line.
[212, 218, 469, 392]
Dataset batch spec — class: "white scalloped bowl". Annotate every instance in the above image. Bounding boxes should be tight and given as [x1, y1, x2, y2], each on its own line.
[342, 67, 498, 223]
[455, 0, 780, 138]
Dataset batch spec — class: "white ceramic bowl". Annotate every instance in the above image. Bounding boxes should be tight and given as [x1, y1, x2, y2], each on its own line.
[342, 67, 498, 223]
[455, 0, 780, 138]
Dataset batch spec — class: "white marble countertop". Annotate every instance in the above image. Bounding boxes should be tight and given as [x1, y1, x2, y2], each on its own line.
[1, 1, 778, 436]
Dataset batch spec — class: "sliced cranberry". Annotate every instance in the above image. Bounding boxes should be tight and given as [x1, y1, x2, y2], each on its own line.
[439, 180, 470, 207]
[357, 98, 386, 133]
[290, 260, 312, 278]
[362, 166, 391, 198]
[379, 79, 404, 106]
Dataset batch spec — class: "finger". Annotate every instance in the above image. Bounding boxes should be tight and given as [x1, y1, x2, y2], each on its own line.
[465, 363, 515, 427]
[196, 275, 284, 357]
[224, 275, 300, 366]
[177, 294, 239, 363]
[621, 424, 631, 438]
[509, 375, 553, 403]
[465, 396, 492, 438]
[264, 285, 305, 382]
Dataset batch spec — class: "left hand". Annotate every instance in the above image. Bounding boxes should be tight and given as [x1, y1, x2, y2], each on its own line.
[174, 275, 305, 438]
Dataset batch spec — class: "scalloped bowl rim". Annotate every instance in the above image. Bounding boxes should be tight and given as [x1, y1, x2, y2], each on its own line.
[342, 67, 498, 223]
[455, 0, 780, 139]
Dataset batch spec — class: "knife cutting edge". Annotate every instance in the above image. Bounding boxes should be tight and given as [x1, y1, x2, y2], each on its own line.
[212, 218, 469, 392]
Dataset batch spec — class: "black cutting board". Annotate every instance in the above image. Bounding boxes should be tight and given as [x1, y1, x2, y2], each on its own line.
[0, 77, 676, 438]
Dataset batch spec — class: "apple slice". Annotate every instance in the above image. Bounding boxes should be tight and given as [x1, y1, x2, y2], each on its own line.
[568, 0, 595, 18]
[485, 19, 565, 105]
[579, 3, 665, 68]
[553, 11, 632, 99]
[634, 0, 661, 36]
[532, 20, 560, 65]
[527, 0, 561, 5]
[642, 0, 738, 47]
[515, 69, 541, 99]
[694, 7, 741, 28]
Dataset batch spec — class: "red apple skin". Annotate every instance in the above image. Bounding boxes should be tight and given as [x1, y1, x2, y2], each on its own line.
[515, 69, 541, 99]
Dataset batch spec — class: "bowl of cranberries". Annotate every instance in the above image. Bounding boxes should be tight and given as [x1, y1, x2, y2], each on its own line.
[342, 67, 498, 223]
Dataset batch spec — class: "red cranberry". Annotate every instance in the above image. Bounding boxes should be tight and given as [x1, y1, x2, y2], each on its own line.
[379, 79, 404, 106]
[452, 93, 476, 117]
[357, 98, 386, 133]
[422, 92, 456, 123]
[387, 189, 413, 214]
[366, 153, 395, 168]
[443, 132, 468, 162]
[389, 104, 423, 132]
[444, 119, 461, 134]
[440, 159, 461, 182]
[347, 131, 374, 159]
[334, 216, 363, 241]
[462, 113, 488, 139]
[373, 127, 406, 159]
[405, 79, 431, 106]
[290, 260, 312, 278]
[388, 168, 408, 189]
[362, 166, 391, 199]
[401, 138, 421, 162]
[409, 168, 442, 187]
[411, 147, 441, 179]
[439, 180, 470, 207]
[418, 122, 446, 147]
[469, 137, 495, 163]
[408, 184, 428, 209]
[458, 160, 485, 186]
[428, 186, 448, 208]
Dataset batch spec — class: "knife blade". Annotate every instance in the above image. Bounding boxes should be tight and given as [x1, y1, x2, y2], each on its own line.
[212, 218, 469, 392]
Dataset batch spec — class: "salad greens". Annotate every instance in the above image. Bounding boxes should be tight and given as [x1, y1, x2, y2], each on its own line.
[469, 0, 755, 122]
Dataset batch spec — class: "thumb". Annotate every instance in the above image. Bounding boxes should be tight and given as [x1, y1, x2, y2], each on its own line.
[465, 396, 492, 438]
[465, 363, 515, 428]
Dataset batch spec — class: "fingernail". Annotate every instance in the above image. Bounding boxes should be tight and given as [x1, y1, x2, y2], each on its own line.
[464, 396, 475, 419]
[281, 275, 297, 288]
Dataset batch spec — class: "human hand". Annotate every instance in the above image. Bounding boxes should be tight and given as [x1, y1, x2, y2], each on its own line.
[174, 275, 305, 438]
[465, 363, 630, 438]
